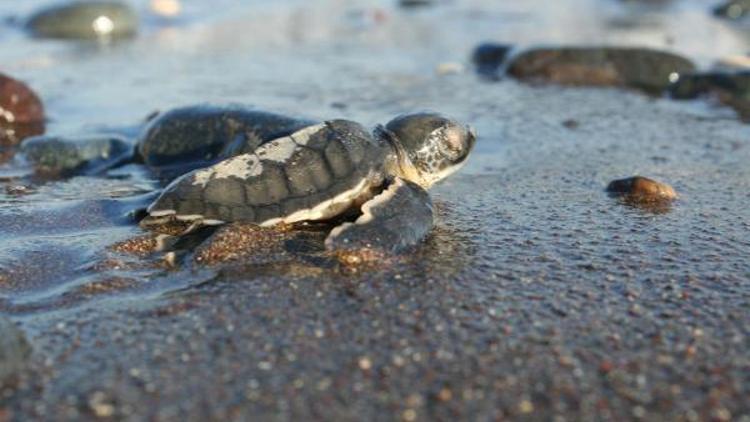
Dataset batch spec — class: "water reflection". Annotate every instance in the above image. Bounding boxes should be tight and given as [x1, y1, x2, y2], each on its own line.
[615, 196, 674, 215]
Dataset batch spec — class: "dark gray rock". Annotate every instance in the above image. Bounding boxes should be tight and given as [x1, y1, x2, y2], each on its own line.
[669, 71, 750, 121]
[26, 1, 138, 40]
[471, 43, 513, 80]
[135, 105, 314, 176]
[0, 317, 30, 383]
[399, 0, 437, 7]
[507, 46, 696, 95]
[20, 134, 132, 177]
[714, 0, 750, 19]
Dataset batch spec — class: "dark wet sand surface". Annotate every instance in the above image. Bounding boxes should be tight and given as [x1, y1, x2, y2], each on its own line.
[0, 0, 749, 420]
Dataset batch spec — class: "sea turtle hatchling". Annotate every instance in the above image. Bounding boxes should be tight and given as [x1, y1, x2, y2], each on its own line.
[142, 112, 476, 254]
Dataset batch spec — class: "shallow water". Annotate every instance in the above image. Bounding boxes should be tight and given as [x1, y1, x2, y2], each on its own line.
[0, 0, 749, 420]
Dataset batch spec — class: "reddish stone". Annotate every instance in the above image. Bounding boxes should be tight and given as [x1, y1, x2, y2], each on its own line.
[598, 360, 615, 374]
[606, 176, 678, 203]
[0, 73, 45, 145]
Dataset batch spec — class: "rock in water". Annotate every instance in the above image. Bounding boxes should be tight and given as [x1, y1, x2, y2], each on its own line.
[669, 71, 750, 121]
[507, 47, 695, 95]
[607, 176, 677, 203]
[0, 73, 45, 146]
[26, 1, 138, 40]
[136, 105, 314, 175]
[0, 317, 31, 384]
[20, 135, 132, 177]
[714, 0, 750, 19]
[472, 43, 513, 80]
[399, 0, 437, 7]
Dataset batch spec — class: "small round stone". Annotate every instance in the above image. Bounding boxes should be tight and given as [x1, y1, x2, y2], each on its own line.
[562, 119, 580, 129]
[26, 1, 138, 40]
[358, 357, 372, 370]
[435, 62, 464, 76]
[606, 176, 677, 203]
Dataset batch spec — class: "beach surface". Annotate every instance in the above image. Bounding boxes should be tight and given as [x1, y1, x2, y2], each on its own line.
[0, 0, 748, 420]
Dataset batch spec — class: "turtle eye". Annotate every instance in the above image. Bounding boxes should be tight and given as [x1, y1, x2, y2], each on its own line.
[435, 125, 465, 161]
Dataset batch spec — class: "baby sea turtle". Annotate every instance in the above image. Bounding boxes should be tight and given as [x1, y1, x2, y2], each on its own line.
[143, 112, 476, 254]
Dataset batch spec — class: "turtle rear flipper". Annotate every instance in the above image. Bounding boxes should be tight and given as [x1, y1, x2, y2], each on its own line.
[325, 178, 434, 254]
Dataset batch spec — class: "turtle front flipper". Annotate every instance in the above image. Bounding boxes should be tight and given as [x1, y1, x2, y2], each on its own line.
[325, 178, 434, 255]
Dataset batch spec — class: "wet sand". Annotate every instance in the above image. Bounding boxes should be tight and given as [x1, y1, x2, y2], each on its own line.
[0, 0, 748, 420]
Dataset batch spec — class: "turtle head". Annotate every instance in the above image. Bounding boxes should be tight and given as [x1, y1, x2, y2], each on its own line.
[382, 112, 476, 188]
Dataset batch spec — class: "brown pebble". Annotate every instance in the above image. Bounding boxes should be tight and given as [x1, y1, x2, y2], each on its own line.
[358, 357, 372, 371]
[437, 388, 453, 402]
[599, 360, 615, 374]
[685, 344, 697, 358]
[606, 176, 677, 203]
[0, 73, 45, 146]
[518, 399, 534, 414]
